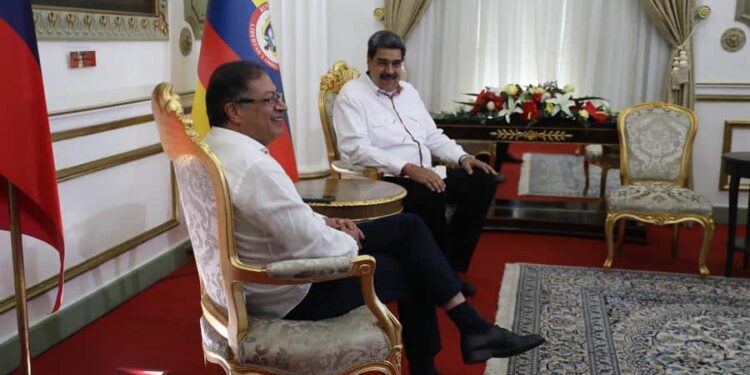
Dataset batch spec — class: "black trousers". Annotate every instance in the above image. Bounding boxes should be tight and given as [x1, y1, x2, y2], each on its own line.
[285, 213, 463, 362]
[384, 168, 498, 273]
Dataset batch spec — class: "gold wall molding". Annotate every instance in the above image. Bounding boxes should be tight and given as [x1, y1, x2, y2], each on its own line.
[696, 82, 750, 87]
[696, 95, 750, 102]
[0, 161, 180, 314]
[0, 219, 179, 314]
[49, 91, 194, 117]
[57, 144, 163, 183]
[51, 114, 153, 142]
[32, 0, 168, 41]
[719, 120, 750, 191]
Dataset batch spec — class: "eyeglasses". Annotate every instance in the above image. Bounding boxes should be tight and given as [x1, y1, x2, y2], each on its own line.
[235, 91, 284, 106]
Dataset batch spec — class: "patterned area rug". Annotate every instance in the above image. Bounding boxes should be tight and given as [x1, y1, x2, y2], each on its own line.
[518, 153, 621, 197]
[485, 263, 750, 375]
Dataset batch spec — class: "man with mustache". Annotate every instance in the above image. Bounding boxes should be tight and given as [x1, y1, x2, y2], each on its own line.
[333, 30, 498, 296]
[204, 60, 544, 375]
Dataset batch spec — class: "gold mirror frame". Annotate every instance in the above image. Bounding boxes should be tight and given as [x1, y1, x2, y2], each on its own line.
[719, 120, 750, 190]
[738, 0, 750, 28]
[32, 0, 168, 40]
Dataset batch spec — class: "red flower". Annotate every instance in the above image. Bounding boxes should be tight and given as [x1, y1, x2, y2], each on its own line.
[532, 93, 543, 102]
[582, 101, 609, 122]
[522, 101, 540, 121]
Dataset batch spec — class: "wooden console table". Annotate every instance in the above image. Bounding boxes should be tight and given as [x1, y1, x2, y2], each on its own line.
[435, 118, 643, 240]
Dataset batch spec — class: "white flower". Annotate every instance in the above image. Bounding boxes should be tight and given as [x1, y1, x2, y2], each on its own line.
[498, 96, 523, 123]
[543, 92, 551, 100]
[486, 101, 496, 111]
[563, 84, 575, 93]
[548, 92, 575, 117]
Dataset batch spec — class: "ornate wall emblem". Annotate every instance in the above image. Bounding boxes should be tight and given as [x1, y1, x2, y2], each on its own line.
[721, 27, 746, 52]
[179, 27, 193, 56]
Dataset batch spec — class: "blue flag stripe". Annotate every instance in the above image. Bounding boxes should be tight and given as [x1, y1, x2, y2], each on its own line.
[0, 0, 40, 64]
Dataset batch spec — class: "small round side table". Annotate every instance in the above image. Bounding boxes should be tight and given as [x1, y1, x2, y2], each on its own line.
[295, 179, 407, 221]
[722, 151, 750, 277]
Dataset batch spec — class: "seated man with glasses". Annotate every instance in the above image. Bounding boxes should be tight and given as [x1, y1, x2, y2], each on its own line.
[203, 60, 544, 375]
[333, 30, 500, 296]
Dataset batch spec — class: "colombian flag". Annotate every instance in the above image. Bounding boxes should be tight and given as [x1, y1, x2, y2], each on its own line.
[0, 1, 65, 312]
[193, 0, 299, 181]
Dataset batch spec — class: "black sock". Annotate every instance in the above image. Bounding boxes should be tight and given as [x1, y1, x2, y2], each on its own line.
[409, 357, 437, 375]
[446, 301, 493, 335]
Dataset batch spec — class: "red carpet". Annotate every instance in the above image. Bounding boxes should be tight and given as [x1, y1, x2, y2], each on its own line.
[11, 224, 747, 375]
[11, 142, 748, 374]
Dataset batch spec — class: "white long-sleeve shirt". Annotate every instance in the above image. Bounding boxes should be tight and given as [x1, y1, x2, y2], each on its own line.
[333, 74, 466, 177]
[205, 127, 358, 318]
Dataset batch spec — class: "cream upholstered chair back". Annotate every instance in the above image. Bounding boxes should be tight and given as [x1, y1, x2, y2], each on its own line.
[152, 83, 402, 374]
[618, 102, 696, 187]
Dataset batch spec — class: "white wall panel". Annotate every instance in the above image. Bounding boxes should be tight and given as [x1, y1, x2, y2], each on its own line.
[52, 122, 160, 170]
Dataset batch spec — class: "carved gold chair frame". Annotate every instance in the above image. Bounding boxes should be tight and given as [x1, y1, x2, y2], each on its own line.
[152, 83, 402, 374]
[319, 61, 382, 179]
[604, 102, 714, 277]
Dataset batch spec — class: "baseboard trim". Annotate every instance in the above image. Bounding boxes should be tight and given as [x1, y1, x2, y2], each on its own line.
[713, 206, 748, 224]
[0, 241, 192, 375]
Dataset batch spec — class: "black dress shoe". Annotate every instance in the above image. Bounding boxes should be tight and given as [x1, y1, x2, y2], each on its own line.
[461, 281, 477, 297]
[502, 154, 524, 163]
[461, 326, 545, 364]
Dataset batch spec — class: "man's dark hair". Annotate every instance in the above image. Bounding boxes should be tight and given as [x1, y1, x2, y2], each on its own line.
[205, 60, 266, 127]
[367, 30, 406, 60]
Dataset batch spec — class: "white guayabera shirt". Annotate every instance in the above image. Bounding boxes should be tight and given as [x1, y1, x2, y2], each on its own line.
[205, 127, 358, 318]
[333, 75, 467, 179]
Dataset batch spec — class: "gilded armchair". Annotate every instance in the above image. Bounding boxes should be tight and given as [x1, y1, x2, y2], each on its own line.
[152, 83, 403, 374]
[604, 102, 714, 276]
[319, 61, 382, 179]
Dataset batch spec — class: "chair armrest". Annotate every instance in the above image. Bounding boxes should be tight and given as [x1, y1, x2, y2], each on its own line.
[331, 160, 381, 179]
[266, 256, 353, 280]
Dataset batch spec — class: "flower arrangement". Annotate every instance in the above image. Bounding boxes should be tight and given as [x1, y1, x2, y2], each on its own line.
[448, 82, 614, 126]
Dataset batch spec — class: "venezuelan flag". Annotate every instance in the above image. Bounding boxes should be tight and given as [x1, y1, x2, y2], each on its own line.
[0, 0, 65, 311]
[193, 0, 299, 181]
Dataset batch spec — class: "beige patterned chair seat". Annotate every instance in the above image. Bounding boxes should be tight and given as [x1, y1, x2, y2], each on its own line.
[607, 184, 712, 215]
[201, 306, 390, 375]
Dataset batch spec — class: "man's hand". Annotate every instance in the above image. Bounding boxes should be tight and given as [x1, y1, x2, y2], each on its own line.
[324, 217, 365, 246]
[460, 156, 497, 175]
[401, 163, 446, 193]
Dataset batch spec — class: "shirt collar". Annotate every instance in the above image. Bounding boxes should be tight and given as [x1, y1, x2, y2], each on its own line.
[209, 127, 269, 155]
[364, 72, 403, 97]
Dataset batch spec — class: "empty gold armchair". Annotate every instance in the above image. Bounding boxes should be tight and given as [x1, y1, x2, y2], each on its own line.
[152, 82, 402, 374]
[604, 102, 714, 276]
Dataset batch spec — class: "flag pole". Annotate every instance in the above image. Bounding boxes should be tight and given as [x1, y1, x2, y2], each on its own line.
[7, 181, 32, 375]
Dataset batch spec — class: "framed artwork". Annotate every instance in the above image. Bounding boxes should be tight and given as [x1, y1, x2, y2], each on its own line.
[738, 0, 750, 29]
[184, 0, 207, 40]
[31, 0, 168, 40]
[719, 120, 750, 190]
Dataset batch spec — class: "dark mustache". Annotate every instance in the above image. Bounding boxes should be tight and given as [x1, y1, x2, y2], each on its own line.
[379, 73, 398, 80]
